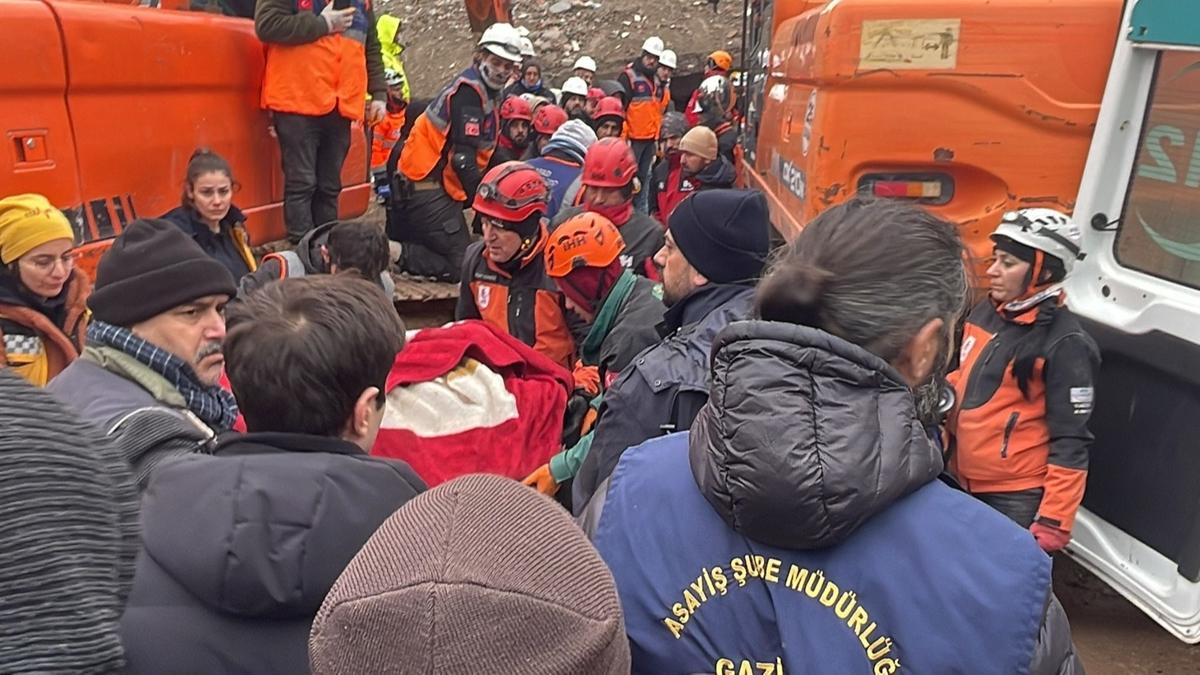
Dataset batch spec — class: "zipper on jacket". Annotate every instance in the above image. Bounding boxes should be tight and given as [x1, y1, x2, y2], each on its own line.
[1000, 411, 1019, 459]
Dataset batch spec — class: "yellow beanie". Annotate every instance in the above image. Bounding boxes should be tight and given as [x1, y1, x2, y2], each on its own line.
[0, 194, 75, 264]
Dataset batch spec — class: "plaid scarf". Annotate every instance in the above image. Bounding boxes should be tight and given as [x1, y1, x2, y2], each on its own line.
[87, 321, 239, 431]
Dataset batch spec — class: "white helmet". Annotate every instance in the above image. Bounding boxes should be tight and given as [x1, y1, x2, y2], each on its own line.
[641, 36, 665, 58]
[992, 208, 1084, 275]
[695, 74, 732, 114]
[561, 76, 589, 98]
[659, 49, 677, 70]
[518, 36, 536, 58]
[478, 22, 523, 63]
[573, 55, 598, 73]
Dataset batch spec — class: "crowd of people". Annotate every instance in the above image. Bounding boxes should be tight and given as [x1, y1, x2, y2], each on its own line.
[0, 5, 1102, 674]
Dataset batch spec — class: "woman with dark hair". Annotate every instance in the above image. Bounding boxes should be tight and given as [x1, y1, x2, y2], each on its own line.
[504, 61, 549, 100]
[162, 149, 257, 280]
[946, 208, 1099, 553]
[0, 194, 89, 386]
[585, 197, 1082, 674]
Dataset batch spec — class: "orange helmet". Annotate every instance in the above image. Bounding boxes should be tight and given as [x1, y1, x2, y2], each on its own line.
[532, 104, 568, 135]
[595, 96, 626, 122]
[544, 212, 626, 278]
[473, 161, 549, 222]
[707, 50, 733, 73]
[581, 137, 638, 188]
[500, 96, 533, 122]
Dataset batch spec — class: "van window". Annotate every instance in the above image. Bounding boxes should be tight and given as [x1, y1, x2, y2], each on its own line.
[1116, 50, 1200, 288]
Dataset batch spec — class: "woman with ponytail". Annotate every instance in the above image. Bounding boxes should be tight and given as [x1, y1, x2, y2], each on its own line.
[162, 149, 256, 280]
[946, 208, 1100, 553]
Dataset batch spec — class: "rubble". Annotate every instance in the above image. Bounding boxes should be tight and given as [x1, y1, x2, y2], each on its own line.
[384, 0, 743, 96]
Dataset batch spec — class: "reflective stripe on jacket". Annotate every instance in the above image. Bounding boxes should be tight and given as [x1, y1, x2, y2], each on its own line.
[399, 67, 497, 201]
[946, 297, 1099, 532]
[261, 0, 373, 120]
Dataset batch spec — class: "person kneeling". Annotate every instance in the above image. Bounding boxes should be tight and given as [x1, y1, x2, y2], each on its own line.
[119, 275, 425, 674]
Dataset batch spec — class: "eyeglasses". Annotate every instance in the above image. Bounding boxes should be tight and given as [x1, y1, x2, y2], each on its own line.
[22, 251, 78, 273]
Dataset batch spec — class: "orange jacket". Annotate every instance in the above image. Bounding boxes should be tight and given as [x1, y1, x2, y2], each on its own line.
[259, 0, 380, 121]
[399, 68, 498, 202]
[0, 271, 89, 387]
[454, 233, 574, 369]
[620, 64, 662, 141]
[370, 109, 407, 169]
[946, 293, 1099, 532]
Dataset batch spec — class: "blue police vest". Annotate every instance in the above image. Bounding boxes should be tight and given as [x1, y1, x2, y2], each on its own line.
[526, 156, 582, 218]
[592, 432, 1052, 675]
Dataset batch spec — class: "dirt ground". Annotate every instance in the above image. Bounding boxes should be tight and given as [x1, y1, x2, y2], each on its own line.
[1056, 556, 1200, 673]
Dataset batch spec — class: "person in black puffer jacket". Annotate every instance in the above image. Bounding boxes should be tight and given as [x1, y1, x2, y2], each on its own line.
[120, 276, 426, 674]
[583, 197, 1082, 675]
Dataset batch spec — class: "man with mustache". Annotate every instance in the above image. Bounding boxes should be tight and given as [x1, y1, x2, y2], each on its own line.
[49, 219, 238, 489]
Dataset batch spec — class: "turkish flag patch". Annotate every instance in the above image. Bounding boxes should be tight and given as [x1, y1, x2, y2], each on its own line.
[464, 117, 481, 137]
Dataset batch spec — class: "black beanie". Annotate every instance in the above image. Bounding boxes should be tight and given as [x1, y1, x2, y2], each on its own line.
[668, 189, 770, 284]
[991, 234, 1038, 265]
[88, 219, 237, 327]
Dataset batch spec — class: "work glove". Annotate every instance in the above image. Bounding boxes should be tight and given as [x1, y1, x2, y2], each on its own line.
[367, 100, 387, 126]
[321, 5, 355, 34]
[571, 361, 601, 398]
[1030, 522, 1071, 553]
[522, 464, 559, 496]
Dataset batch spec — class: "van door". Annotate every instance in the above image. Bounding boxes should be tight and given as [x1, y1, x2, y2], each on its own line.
[1066, 0, 1200, 644]
[0, 0, 83, 234]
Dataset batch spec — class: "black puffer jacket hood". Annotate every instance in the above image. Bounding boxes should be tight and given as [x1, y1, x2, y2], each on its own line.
[137, 434, 424, 619]
[690, 320, 942, 550]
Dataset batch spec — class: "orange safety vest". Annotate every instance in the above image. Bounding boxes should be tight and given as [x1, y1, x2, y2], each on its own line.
[658, 81, 671, 114]
[622, 64, 661, 141]
[261, 0, 373, 121]
[399, 67, 498, 202]
[370, 109, 407, 169]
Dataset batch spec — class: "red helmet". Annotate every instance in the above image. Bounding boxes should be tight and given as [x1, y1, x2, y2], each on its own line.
[581, 137, 637, 188]
[472, 161, 549, 222]
[500, 96, 533, 122]
[532, 105, 568, 135]
[595, 96, 626, 122]
[587, 87, 606, 101]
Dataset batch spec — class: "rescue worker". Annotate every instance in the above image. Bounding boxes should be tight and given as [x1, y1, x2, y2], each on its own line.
[456, 162, 574, 368]
[553, 137, 664, 279]
[560, 76, 591, 122]
[48, 219, 238, 489]
[571, 189, 768, 512]
[0, 194, 89, 386]
[162, 149, 257, 280]
[505, 61, 550, 100]
[524, 213, 665, 497]
[695, 74, 741, 167]
[647, 111, 688, 221]
[491, 96, 534, 166]
[375, 13, 411, 104]
[238, 219, 393, 296]
[393, 23, 523, 281]
[369, 69, 410, 187]
[530, 104, 568, 157]
[947, 208, 1099, 552]
[526, 120, 597, 219]
[584, 197, 1082, 675]
[256, 0, 387, 243]
[592, 96, 626, 140]
[618, 36, 666, 213]
[685, 49, 732, 126]
[585, 86, 606, 119]
[657, 49, 676, 113]
[573, 55, 598, 86]
[653, 126, 736, 225]
[121, 275, 425, 674]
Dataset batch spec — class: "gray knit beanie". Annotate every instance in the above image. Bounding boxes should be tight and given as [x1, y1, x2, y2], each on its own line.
[0, 369, 140, 673]
[543, 119, 597, 164]
[309, 473, 630, 675]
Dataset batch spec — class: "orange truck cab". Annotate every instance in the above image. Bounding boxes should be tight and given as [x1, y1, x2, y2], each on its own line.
[1, 0, 371, 278]
[740, 0, 1121, 265]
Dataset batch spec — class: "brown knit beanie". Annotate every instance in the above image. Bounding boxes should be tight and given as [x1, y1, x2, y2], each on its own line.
[309, 474, 630, 675]
[678, 126, 719, 162]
